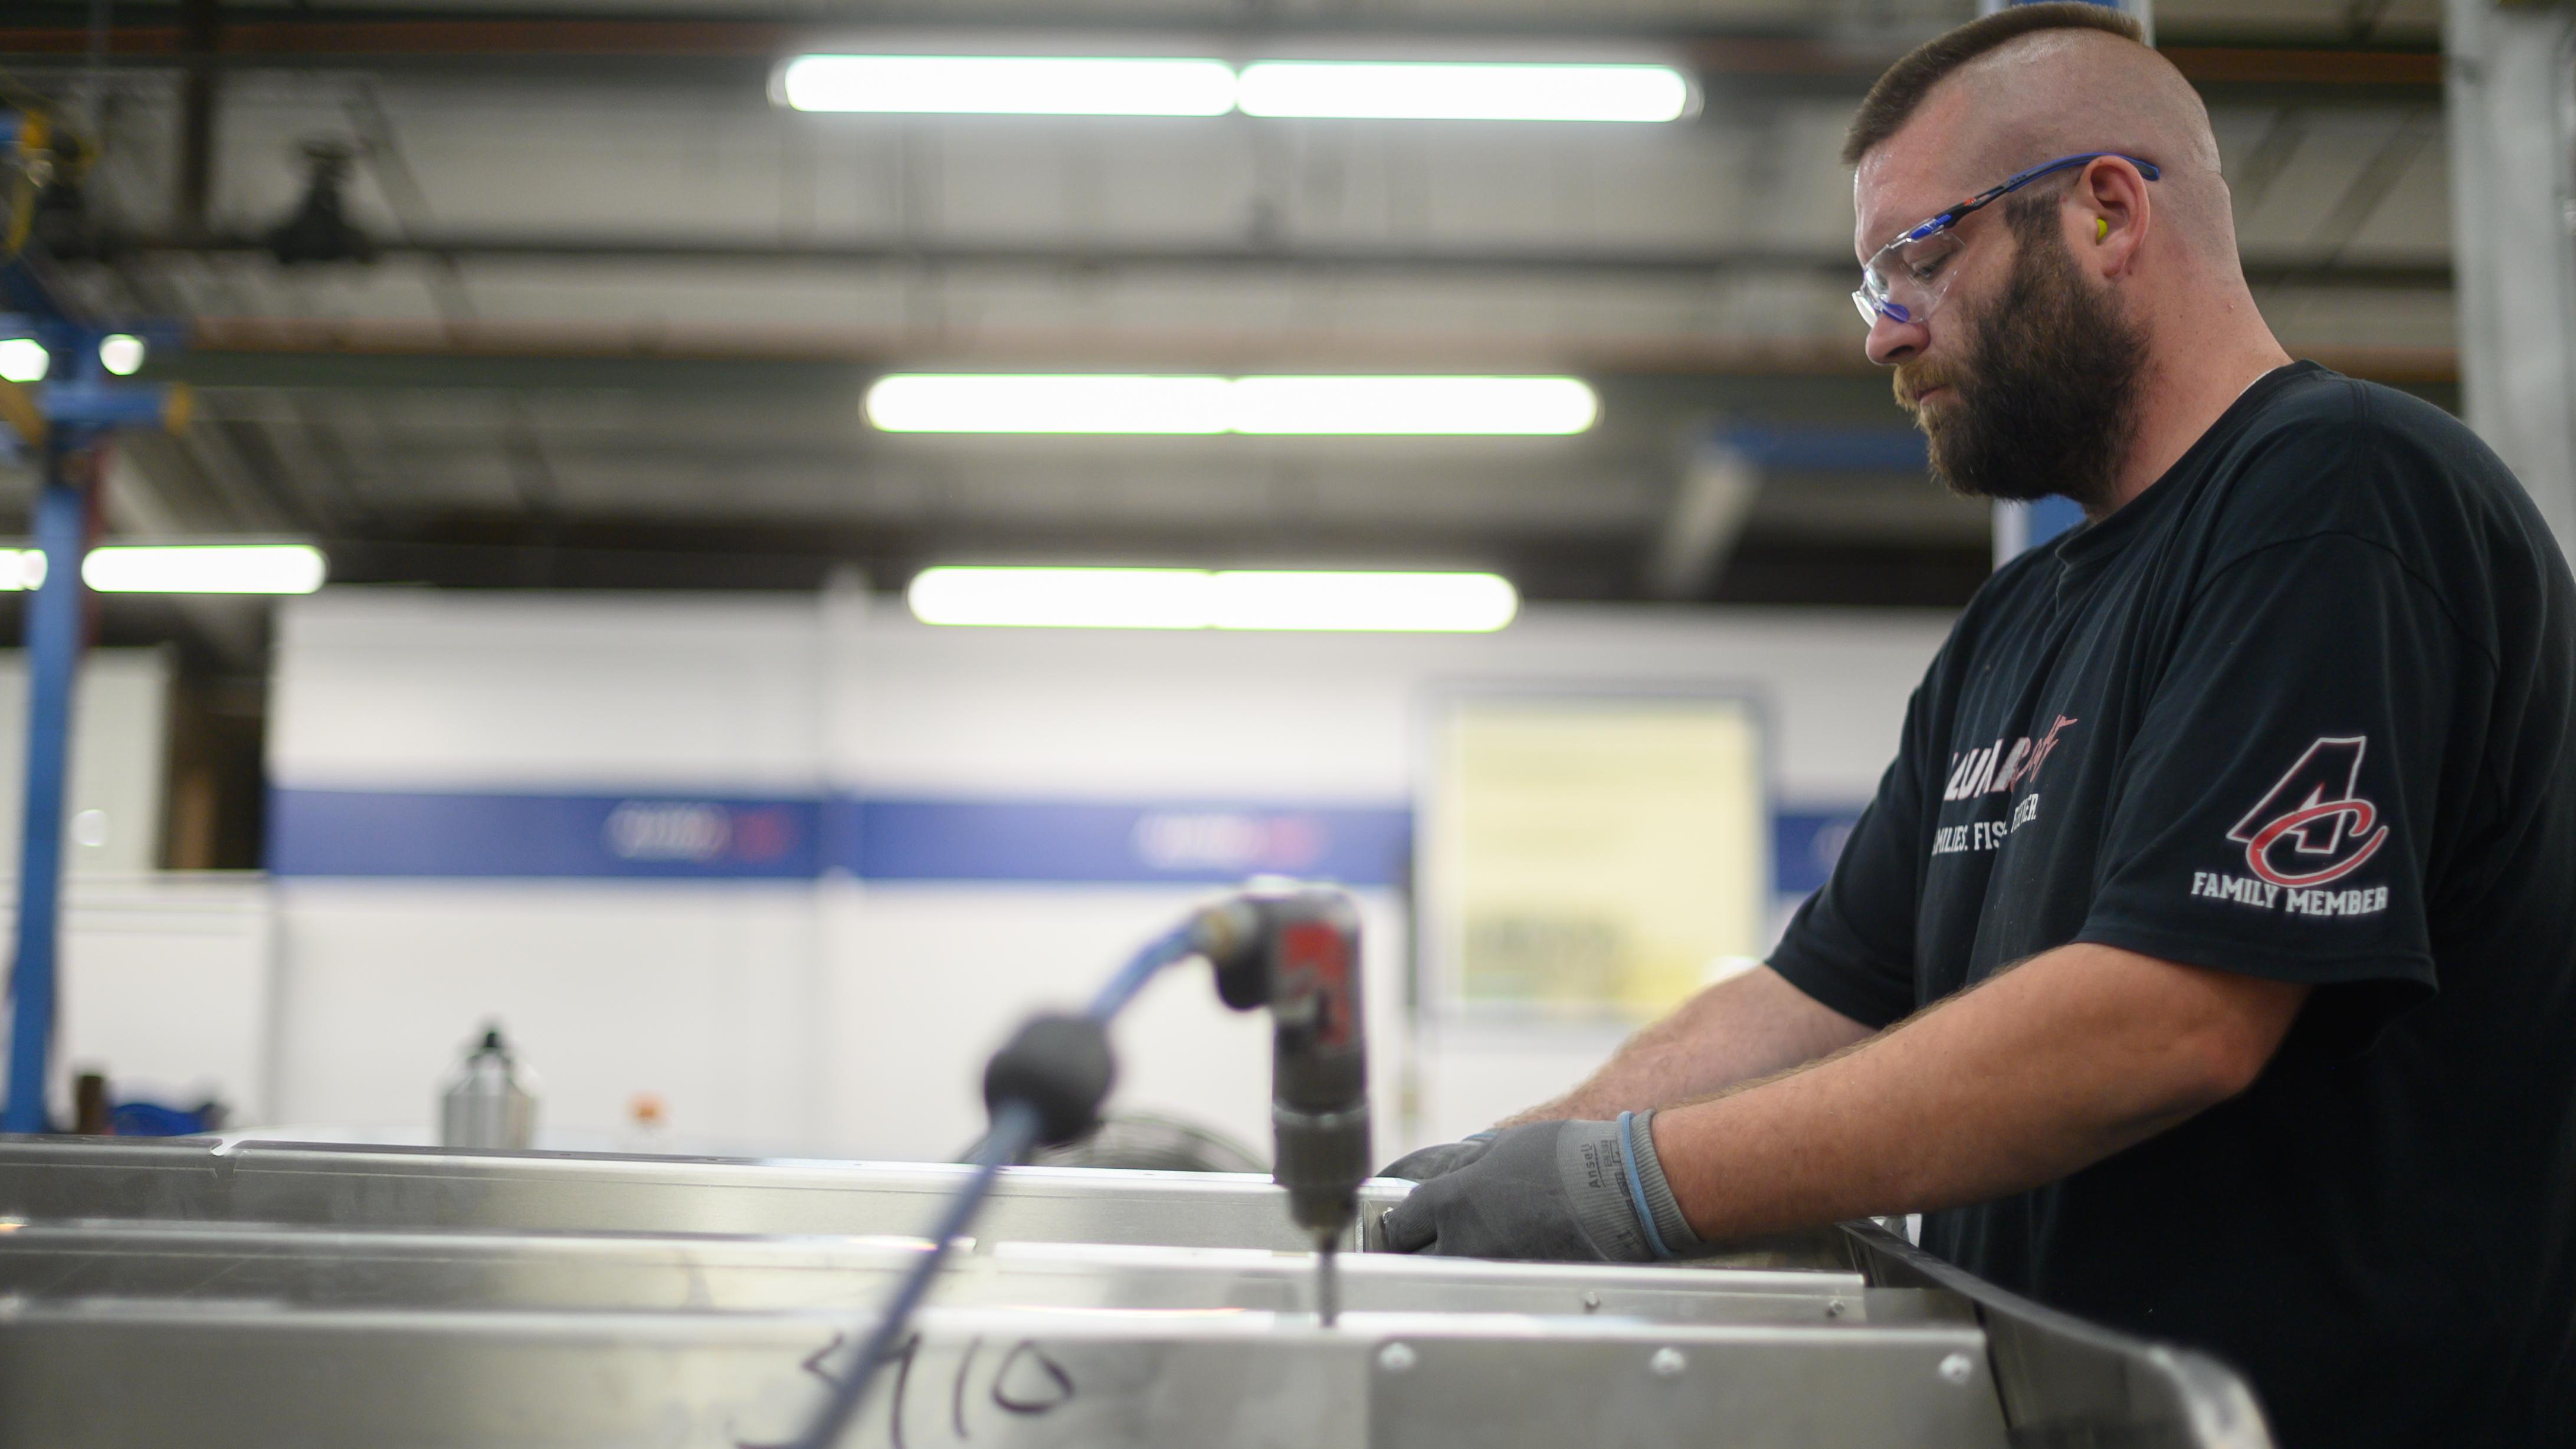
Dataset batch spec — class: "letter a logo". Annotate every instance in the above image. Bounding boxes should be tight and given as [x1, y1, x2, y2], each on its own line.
[2226, 736, 2390, 889]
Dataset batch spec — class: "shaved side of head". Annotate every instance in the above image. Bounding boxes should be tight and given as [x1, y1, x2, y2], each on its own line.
[1850, 9, 2241, 276]
[1935, 31, 2218, 179]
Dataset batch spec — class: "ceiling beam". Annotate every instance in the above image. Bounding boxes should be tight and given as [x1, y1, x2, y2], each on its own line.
[82, 231, 2453, 293]
[0, 12, 2443, 104]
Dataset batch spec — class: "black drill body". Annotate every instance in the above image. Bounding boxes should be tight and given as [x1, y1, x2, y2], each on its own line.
[1197, 887, 1371, 1247]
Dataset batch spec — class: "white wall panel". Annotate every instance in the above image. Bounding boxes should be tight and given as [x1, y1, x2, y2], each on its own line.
[22, 874, 274, 1123]
[271, 881, 824, 1151]
[258, 588, 1948, 1156]
[271, 591, 827, 792]
[0, 648, 172, 876]
[844, 604, 1949, 804]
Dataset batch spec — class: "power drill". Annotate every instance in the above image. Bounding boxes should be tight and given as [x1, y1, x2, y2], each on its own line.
[1195, 885, 1369, 1323]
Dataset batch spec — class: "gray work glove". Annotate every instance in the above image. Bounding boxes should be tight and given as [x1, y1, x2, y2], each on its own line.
[1379, 1113, 1703, 1263]
[1375, 1130, 1497, 1182]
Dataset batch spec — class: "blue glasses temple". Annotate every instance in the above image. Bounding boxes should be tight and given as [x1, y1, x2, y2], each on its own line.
[1901, 152, 2164, 245]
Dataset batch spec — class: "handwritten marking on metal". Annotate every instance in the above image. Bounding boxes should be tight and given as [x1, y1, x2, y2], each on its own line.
[743, 1332, 1076, 1447]
[990, 1342, 1076, 1417]
[951, 1336, 982, 1439]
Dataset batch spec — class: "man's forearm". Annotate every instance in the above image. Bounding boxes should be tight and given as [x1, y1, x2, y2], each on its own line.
[1650, 943, 2309, 1243]
[1499, 965, 1873, 1127]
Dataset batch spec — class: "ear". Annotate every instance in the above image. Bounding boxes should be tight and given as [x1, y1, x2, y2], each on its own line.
[2076, 156, 2152, 278]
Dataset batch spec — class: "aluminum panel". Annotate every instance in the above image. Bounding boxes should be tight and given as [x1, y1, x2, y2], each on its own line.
[0, 1221, 1893, 1323]
[0, 1138, 1415, 1251]
[0, 1303, 2010, 1449]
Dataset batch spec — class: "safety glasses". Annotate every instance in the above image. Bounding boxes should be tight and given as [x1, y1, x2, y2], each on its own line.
[1853, 152, 2162, 329]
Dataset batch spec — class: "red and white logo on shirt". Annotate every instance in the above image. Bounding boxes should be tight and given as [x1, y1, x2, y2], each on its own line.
[1942, 714, 2080, 801]
[2227, 735, 2391, 888]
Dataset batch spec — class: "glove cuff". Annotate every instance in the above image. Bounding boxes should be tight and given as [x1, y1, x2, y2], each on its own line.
[1555, 1119, 1654, 1261]
[1620, 1110, 1706, 1260]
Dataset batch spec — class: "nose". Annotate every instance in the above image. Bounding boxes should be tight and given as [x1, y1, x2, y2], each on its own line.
[1865, 310, 1928, 367]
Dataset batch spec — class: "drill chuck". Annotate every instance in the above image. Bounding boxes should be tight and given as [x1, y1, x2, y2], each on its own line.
[1274, 1102, 1371, 1240]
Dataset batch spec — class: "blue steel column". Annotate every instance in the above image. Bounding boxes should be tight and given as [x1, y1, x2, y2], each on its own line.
[3, 428, 94, 1133]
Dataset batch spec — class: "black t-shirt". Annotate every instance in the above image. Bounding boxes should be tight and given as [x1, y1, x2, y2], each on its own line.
[1769, 362, 2576, 1449]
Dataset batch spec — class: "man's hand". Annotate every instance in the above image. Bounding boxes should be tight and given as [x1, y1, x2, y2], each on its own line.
[1375, 1132, 1495, 1182]
[1379, 1116, 1702, 1262]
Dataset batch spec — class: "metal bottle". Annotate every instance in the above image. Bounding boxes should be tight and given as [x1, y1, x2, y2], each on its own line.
[439, 1024, 538, 1150]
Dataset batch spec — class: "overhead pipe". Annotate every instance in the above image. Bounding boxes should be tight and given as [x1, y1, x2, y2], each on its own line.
[0, 14, 2448, 97]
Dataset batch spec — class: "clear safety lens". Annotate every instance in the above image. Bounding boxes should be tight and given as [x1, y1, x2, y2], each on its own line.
[1855, 228, 1967, 329]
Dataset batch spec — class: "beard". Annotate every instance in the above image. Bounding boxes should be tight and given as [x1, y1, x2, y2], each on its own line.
[1895, 204, 2148, 510]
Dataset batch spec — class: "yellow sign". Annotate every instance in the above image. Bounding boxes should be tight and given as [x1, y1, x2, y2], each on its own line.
[1424, 696, 1767, 1017]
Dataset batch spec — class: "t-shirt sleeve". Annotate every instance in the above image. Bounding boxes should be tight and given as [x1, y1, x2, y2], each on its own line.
[1768, 683, 1935, 1030]
[2077, 530, 2464, 1044]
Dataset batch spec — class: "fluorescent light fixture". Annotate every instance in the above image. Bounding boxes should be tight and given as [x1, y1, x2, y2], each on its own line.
[1234, 61, 1693, 123]
[781, 55, 1237, 116]
[909, 566, 1213, 628]
[98, 334, 146, 377]
[865, 375, 1598, 436]
[1208, 569, 1518, 631]
[907, 566, 1518, 632]
[1228, 375, 1599, 435]
[867, 374, 1233, 434]
[0, 545, 325, 594]
[0, 339, 47, 385]
[776, 54, 1695, 124]
[81, 544, 327, 595]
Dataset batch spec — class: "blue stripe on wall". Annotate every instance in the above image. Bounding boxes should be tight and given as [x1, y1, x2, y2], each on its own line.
[270, 787, 1862, 893]
[1774, 808, 1863, 898]
[268, 788, 1411, 886]
[844, 797, 1411, 886]
[267, 789, 822, 880]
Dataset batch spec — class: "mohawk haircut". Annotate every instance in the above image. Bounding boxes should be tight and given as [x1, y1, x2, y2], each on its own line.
[1842, 4, 2148, 166]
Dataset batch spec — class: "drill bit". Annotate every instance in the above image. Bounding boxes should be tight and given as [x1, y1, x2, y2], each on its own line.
[1315, 1237, 1341, 1327]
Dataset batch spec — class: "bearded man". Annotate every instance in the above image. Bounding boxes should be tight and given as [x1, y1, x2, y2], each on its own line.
[1378, 9, 2576, 1447]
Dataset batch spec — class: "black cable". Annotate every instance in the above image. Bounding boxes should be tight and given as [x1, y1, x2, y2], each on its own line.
[787, 916, 1205, 1449]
